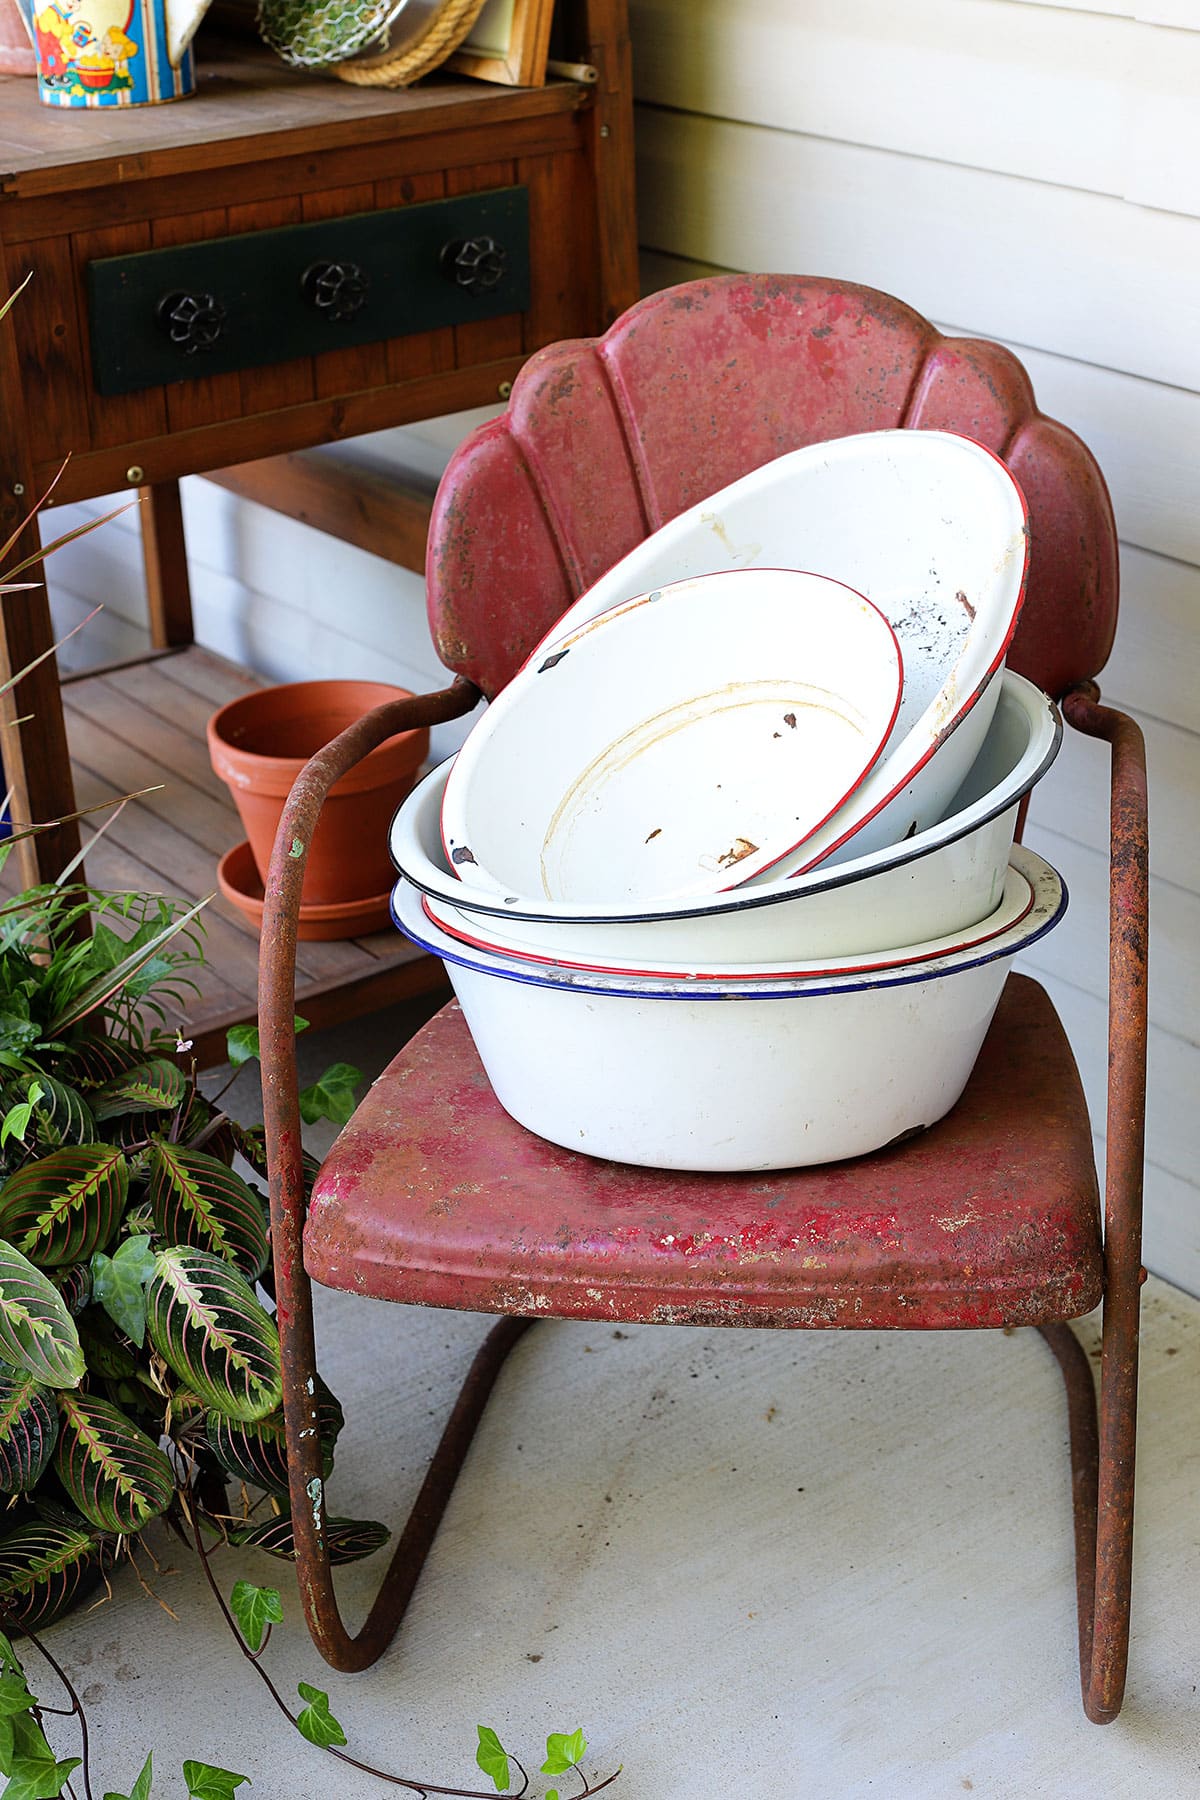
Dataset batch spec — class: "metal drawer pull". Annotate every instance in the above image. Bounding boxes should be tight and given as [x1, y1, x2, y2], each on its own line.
[440, 235, 508, 294]
[303, 260, 370, 322]
[157, 290, 227, 354]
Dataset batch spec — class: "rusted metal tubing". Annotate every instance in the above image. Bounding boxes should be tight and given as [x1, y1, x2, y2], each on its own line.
[1037, 1323, 1100, 1695]
[260, 678, 486, 1670]
[1060, 689, 1149, 1724]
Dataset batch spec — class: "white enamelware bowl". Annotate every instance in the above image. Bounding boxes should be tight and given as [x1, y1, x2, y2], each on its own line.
[530, 428, 1030, 878]
[423, 861, 1035, 981]
[388, 671, 1061, 963]
[389, 845, 1066, 1172]
[440, 569, 903, 904]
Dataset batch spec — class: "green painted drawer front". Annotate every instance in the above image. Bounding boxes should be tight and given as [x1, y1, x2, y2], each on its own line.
[87, 187, 530, 396]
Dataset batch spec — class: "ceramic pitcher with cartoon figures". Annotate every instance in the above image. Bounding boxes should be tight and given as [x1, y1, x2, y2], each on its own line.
[17, 0, 209, 104]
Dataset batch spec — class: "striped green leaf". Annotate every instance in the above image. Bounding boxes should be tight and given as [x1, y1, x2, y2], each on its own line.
[0, 1145, 128, 1266]
[0, 1242, 84, 1387]
[0, 1362, 57, 1493]
[206, 1377, 343, 1495]
[0, 1515, 102, 1630]
[25, 1075, 95, 1149]
[149, 1144, 269, 1279]
[53, 1261, 92, 1317]
[54, 1392, 174, 1535]
[60, 1035, 142, 1090]
[146, 1247, 281, 1423]
[228, 1510, 389, 1566]
[92, 1058, 187, 1121]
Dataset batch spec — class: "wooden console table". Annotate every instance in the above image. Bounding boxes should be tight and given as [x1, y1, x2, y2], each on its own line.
[0, 2, 636, 1059]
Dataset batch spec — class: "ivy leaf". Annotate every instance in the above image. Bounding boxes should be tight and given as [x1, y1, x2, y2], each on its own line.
[295, 1683, 347, 1750]
[90, 1235, 157, 1348]
[229, 1580, 283, 1654]
[226, 1019, 307, 1069]
[475, 1726, 510, 1793]
[297, 1064, 361, 1129]
[0, 1669, 36, 1718]
[181, 1764, 249, 1800]
[541, 1730, 587, 1776]
[0, 1243, 84, 1388]
[0, 1083, 42, 1150]
[102, 1751, 153, 1800]
[2, 1715, 80, 1798]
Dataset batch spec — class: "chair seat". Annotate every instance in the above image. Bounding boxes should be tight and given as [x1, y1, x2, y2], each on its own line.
[305, 973, 1102, 1329]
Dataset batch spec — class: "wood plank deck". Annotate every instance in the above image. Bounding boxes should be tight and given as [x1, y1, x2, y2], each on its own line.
[3, 645, 446, 1068]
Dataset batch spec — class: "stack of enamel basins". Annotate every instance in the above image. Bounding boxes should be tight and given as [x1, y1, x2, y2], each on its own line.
[388, 430, 1068, 1173]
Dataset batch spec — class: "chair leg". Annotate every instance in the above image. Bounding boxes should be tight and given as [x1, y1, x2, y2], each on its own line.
[282, 1272, 534, 1673]
[1039, 1290, 1139, 1724]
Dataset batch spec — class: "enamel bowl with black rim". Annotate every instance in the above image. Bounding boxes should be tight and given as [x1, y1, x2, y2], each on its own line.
[421, 858, 1035, 981]
[389, 845, 1066, 1172]
[389, 671, 1061, 965]
[530, 427, 1030, 878]
[440, 568, 903, 905]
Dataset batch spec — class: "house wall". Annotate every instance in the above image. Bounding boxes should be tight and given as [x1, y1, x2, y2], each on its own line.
[46, 0, 1200, 1292]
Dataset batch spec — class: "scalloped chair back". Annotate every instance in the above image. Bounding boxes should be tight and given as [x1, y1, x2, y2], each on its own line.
[427, 275, 1118, 703]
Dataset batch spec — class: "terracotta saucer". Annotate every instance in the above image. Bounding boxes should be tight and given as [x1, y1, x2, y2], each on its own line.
[217, 841, 395, 941]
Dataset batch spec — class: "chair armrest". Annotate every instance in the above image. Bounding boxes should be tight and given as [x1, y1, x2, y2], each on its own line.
[1060, 685, 1149, 1278]
[259, 676, 478, 1297]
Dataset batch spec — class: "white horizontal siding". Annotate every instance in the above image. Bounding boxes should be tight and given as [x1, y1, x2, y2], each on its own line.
[634, 107, 1200, 389]
[630, 0, 1200, 212]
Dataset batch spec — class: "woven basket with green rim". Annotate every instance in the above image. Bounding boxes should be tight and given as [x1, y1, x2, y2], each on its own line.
[256, 0, 489, 83]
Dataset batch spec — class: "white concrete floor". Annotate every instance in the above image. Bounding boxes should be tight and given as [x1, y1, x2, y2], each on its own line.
[30, 1011, 1200, 1800]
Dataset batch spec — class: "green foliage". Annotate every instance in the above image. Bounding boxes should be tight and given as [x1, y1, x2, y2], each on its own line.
[296, 1063, 362, 1129]
[54, 1391, 174, 1535]
[182, 1763, 250, 1800]
[0, 1513, 103, 1631]
[206, 1377, 342, 1497]
[229, 1581, 283, 1655]
[294, 1684, 346, 1750]
[90, 1235, 157, 1348]
[0, 1146, 128, 1266]
[542, 1729, 587, 1776]
[475, 1725, 511, 1793]
[226, 1511, 389, 1567]
[146, 1248, 281, 1423]
[0, 1365, 57, 1493]
[0, 1086, 41, 1153]
[103, 1751, 153, 1800]
[148, 1145, 269, 1279]
[0, 1244, 84, 1389]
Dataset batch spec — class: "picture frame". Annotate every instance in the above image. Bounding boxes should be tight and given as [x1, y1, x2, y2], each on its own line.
[444, 0, 556, 86]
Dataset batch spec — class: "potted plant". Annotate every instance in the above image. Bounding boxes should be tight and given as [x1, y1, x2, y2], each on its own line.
[0, 869, 380, 1631]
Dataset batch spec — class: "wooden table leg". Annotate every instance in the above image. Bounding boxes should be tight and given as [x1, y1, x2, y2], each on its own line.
[140, 480, 194, 649]
[0, 505, 81, 886]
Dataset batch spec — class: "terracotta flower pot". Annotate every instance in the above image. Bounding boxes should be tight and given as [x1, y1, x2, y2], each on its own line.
[207, 680, 428, 909]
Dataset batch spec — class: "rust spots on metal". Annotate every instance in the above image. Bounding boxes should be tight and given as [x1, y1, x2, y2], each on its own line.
[955, 589, 977, 621]
[717, 836, 759, 868]
[538, 648, 570, 673]
[450, 845, 477, 866]
[644, 827, 662, 843]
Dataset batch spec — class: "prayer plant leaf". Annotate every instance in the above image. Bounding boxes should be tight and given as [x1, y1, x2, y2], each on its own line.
[0, 1362, 57, 1493]
[148, 1144, 269, 1280]
[0, 1514, 103, 1630]
[92, 1058, 187, 1121]
[0, 1242, 84, 1388]
[54, 1391, 174, 1535]
[0, 1146, 128, 1267]
[90, 1234, 157, 1349]
[226, 1511, 389, 1567]
[475, 1726, 510, 1793]
[146, 1247, 281, 1423]
[205, 1376, 343, 1496]
[181, 1763, 249, 1800]
[229, 1580, 283, 1654]
[295, 1683, 347, 1750]
[26, 1075, 95, 1150]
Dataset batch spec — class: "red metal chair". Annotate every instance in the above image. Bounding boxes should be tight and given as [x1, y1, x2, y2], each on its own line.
[259, 276, 1147, 1723]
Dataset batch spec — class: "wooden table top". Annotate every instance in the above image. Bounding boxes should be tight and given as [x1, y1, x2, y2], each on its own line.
[0, 35, 583, 198]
